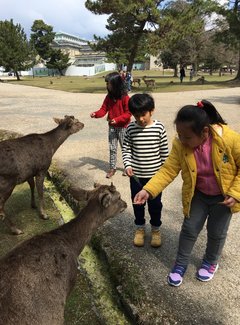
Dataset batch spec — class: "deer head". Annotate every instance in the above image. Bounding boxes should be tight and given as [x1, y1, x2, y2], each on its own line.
[53, 115, 84, 134]
[69, 183, 127, 221]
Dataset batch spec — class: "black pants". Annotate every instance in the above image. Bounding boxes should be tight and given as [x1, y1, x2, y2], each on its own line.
[130, 176, 162, 228]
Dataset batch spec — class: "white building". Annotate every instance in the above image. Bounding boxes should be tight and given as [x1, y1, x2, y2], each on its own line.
[52, 32, 116, 76]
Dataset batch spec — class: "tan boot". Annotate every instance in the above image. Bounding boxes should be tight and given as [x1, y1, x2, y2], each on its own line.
[151, 230, 161, 248]
[133, 228, 145, 247]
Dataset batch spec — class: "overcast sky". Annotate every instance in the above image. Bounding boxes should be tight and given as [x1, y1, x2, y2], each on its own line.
[0, 0, 109, 40]
[0, 0, 228, 40]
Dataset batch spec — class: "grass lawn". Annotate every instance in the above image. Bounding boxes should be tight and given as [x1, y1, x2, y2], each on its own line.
[6, 70, 239, 93]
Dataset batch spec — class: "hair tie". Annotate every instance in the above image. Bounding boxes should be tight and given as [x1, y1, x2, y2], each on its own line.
[197, 101, 204, 108]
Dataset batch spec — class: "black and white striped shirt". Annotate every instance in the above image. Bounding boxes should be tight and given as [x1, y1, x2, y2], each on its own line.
[122, 120, 169, 178]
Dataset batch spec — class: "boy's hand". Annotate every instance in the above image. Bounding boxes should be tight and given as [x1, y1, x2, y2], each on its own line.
[126, 167, 133, 177]
[133, 190, 149, 205]
[90, 112, 96, 118]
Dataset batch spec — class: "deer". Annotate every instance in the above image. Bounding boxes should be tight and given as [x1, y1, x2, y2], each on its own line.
[132, 77, 141, 87]
[142, 76, 155, 88]
[0, 115, 84, 235]
[0, 183, 127, 325]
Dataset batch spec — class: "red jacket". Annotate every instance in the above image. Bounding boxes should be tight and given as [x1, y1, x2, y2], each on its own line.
[94, 94, 131, 128]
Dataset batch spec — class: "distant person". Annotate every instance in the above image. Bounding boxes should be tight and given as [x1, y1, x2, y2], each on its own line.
[90, 72, 131, 178]
[189, 69, 194, 81]
[134, 99, 240, 286]
[119, 70, 126, 81]
[125, 71, 132, 91]
[180, 66, 186, 83]
[122, 94, 169, 248]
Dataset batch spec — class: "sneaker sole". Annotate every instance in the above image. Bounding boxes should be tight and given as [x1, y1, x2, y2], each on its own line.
[196, 264, 219, 282]
[167, 276, 182, 287]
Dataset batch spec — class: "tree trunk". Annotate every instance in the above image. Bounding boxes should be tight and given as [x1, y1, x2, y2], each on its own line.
[174, 66, 178, 77]
[126, 41, 141, 72]
[15, 71, 21, 81]
[234, 48, 240, 80]
[126, 21, 146, 72]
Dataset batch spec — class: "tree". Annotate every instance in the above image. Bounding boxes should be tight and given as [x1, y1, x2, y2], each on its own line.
[0, 19, 34, 80]
[155, 0, 213, 76]
[215, 0, 240, 79]
[30, 20, 55, 61]
[85, 0, 165, 71]
[46, 49, 70, 75]
[31, 20, 70, 75]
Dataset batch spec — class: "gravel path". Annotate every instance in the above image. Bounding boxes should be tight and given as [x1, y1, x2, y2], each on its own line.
[1, 83, 240, 324]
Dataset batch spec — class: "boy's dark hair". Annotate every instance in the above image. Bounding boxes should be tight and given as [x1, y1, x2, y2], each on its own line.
[105, 72, 127, 99]
[128, 93, 155, 115]
[174, 99, 227, 136]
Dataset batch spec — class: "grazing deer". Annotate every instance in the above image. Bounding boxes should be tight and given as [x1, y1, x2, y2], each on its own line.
[132, 78, 141, 87]
[0, 115, 84, 235]
[0, 183, 127, 325]
[142, 76, 155, 88]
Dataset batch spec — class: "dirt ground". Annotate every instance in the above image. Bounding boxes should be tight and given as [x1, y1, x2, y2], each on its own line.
[1, 82, 240, 324]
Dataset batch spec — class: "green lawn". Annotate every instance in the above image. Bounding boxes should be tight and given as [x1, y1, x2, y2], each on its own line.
[7, 70, 239, 93]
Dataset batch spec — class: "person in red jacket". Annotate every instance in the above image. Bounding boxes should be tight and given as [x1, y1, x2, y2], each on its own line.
[90, 72, 131, 178]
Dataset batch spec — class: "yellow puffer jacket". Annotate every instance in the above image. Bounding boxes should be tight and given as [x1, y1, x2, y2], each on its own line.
[144, 124, 240, 216]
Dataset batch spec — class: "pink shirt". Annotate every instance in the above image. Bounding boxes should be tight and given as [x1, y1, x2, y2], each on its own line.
[194, 135, 221, 195]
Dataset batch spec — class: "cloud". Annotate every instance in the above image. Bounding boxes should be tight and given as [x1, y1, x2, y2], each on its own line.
[0, 0, 109, 40]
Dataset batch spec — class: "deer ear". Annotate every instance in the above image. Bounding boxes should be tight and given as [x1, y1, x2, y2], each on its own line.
[109, 182, 116, 193]
[53, 117, 61, 125]
[99, 191, 111, 208]
[68, 186, 90, 201]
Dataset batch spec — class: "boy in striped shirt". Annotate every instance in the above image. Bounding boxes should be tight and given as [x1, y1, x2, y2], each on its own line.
[122, 93, 169, 247]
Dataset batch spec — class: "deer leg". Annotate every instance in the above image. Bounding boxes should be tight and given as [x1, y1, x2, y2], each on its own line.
[27, 177, 37, 209]
[0, 178, 23, 235]
[35, 173, 49, 220]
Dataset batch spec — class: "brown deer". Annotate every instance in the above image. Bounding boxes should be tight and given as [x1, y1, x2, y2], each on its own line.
[0, 183, 127, 325]
[0, 115, 84, 235]
[132, 77, 141, 87]
[142, 76, 155, 88]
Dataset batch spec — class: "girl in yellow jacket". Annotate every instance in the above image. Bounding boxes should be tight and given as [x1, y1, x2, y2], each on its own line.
[134, 99, 240, 287]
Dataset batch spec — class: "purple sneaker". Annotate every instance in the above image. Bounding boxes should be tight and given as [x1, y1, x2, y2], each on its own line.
[167, 264, 187, 287]
[196, 260, 219, 282]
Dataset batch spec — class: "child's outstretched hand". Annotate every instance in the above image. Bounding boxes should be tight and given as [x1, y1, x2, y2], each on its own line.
[90, 112, 96, 118]
[134, 190, 149, 205]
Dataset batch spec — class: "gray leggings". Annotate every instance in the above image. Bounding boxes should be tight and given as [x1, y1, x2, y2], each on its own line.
[176, 190, 232, 266]
[108, 126, 125, 169]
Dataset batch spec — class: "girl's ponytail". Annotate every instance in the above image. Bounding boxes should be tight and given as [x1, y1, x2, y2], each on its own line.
[197, 100, 227, 125]
[175, 100, 227, 136]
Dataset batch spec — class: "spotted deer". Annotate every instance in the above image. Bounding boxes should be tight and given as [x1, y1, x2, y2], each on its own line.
[132, 78, 141, 87]
[0, 115, 84, 235]
[142, 76, 155, 88]
[0, 183, 127, 325]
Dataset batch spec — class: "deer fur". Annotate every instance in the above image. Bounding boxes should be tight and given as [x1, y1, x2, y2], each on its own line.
[142, 76, 155, 88]
[132, 78, 141, 87]
[0, 115, 84, 235]
[0, 183, 127, 325]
